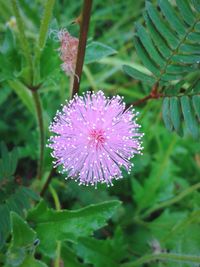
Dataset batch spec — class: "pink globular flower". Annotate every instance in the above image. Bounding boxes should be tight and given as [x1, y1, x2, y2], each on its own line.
[48, 91, 143, 187]
[57, 29, 79, 76]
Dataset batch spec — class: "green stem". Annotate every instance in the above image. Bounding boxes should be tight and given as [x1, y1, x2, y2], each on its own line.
[32, 91, 45, 180]
[54, 241, 61, 267]
[72, 0, 93, 96]
[49, 185, 61, 267]
[142, 182, 200, 218]
[49, 185, 61, 211]
[40, 168, 55, 196]
[38, 0, 55, 50]
[34, 0, 55, 84]
[11, 0, 33, 84]
[122, 253, 200, 267]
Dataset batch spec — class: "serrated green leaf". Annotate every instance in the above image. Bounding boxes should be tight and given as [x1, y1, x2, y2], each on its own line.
[77, 238, 119, 267]
[176, 0, 195, 25]
[61, 244, 84, 267]
[162, 98, 173, 131]
[85, 41, 117, 64]
[146, 1, 179, 49]
[122, 65, 155, 85]
[0, 204, 10, 246]
[0, 144, 18, 180]
[192, 95, 200, 120]
[76, 228, 126, 267]
[6, 247, 26, 267]
[158, 0, 185, 36]
[0, 147, 39, 252]
[135, 23, 165, 68]
[181, 96, 199, 138]
[6, 213, 38, 267]
[0, 143, 18, 180]
[10, 212, 36, 248]
[170, 97, 182, 136]
[27, 200, 121, 257]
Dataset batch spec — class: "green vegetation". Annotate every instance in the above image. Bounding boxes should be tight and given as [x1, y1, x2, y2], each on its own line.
[0, 0, 200, 266]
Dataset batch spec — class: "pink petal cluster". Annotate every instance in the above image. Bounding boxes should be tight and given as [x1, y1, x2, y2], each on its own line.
[57, 29, 79, 76]
[48, 91, 143, 187]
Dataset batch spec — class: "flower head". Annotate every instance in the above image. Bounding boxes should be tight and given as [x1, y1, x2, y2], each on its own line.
[48, 91, 143, 187]
[57, 29, 79, 76]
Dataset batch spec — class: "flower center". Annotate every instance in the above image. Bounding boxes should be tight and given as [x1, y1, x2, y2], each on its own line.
[88, 129, 106, 150]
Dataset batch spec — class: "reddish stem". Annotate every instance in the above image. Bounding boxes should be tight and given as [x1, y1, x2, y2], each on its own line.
[72, 0, 93, 97]
[130, 82, 163, 107]
[131, 94, 152, 107]
[40, 0, 93, 196]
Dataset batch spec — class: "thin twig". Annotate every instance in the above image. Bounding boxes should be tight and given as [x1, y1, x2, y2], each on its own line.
[129, 82, 200, 107]
[130, 94, 152, 107]
[142, 182, 200, 219]
[72, 0, 93, 97]
[49, 185, 61, 267]
[122, 252, 200, 267]
[40, 168, 55, 196]
[38, 0, 55, 50]
[32, 91, 45, 180]
[127, 82, 163, 107]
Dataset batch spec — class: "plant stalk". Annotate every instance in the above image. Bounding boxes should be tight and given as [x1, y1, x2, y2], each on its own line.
[122, 253, 200, 267]
[40, 168, 55, 196]
[32, 91, 45, 180]
[49, 185, 61, 267]
[40, 0, 93, 194]
[142, 182, 200, 218]
[38, 0, 55, 50]
[72, 0, 93, 97]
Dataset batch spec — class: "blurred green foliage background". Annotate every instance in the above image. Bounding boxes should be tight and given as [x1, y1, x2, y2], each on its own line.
[0, 0, 200, 266]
